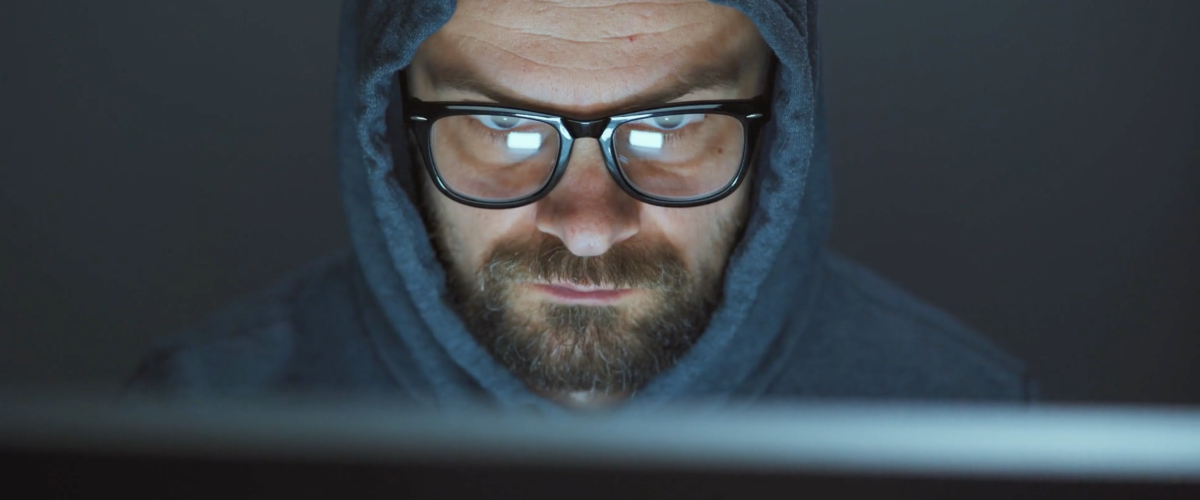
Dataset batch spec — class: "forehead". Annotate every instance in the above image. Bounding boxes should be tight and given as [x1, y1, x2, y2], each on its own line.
[411, 0, 767, 112]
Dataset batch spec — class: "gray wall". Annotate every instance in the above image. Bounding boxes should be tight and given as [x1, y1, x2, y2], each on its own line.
[1, 1, 1196, 403]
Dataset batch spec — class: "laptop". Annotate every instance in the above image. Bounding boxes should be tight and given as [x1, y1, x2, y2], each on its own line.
[2, 394, 1198, 499]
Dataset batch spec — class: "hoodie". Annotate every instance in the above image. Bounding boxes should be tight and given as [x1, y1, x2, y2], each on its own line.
[128, 0, 1036, 413]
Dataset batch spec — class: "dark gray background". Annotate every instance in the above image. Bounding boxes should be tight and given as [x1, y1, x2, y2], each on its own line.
[2, 1, 1196, 403]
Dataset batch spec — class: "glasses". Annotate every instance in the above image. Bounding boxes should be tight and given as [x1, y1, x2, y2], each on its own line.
[403, 91, 771, 209]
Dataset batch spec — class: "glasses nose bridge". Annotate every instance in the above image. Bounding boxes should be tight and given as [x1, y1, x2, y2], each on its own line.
[562, 118, 610, 139]
[555, 117, 625, 196]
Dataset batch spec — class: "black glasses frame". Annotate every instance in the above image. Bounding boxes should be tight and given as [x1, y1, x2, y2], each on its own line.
[402, 90, 772, 209]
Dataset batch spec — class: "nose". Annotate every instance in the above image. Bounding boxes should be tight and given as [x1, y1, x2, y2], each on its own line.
[534, 139, 640, 257]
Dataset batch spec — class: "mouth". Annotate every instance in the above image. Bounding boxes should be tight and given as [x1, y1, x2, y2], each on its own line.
[529, 281, 635, 305]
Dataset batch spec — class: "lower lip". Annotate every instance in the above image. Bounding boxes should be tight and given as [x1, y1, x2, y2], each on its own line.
[531, 284, 633, 304]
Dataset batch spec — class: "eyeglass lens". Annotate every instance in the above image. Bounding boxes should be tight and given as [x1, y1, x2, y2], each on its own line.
[428, 113, 745, 203]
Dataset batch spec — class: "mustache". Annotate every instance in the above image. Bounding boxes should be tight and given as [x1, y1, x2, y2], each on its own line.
[482, 237, 689, 291]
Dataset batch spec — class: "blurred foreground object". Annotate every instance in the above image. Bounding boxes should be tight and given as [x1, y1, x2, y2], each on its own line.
[1, 395, 1198, 498]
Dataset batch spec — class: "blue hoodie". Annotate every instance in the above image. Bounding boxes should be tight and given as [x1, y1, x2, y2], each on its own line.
[128, 0, 1036, 413]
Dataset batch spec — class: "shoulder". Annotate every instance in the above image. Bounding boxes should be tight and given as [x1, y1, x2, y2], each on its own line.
[125, 252, 373, 398]
[768, 253, 1035, 401]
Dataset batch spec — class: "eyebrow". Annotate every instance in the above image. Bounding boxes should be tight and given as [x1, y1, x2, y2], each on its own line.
[421, 59, 746, 118]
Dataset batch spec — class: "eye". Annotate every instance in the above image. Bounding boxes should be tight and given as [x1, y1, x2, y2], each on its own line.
[647, 113, 704, 130]
[474, 115, 527, 130]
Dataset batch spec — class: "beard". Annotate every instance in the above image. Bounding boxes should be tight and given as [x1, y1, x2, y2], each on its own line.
[415, 166, 747, 397]
[427, 221, 734, 393]
[441, 235, 726, 395]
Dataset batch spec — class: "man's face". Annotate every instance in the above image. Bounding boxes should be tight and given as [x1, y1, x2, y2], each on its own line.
[406, 0, 772, 401]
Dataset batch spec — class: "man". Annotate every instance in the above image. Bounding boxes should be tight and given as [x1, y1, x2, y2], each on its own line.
[129, 0, 1035, 411]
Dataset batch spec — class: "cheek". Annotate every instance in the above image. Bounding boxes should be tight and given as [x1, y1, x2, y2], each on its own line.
[644, 190, 749, 273]
[435, 198, 535, 272]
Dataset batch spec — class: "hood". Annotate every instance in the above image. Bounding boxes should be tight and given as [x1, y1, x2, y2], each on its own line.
[334, 0, 831, 414]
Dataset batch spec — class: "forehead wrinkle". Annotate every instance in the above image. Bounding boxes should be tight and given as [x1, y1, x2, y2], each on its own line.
[453, 0, 726, 42]
[448, 32, 703, 73]
[417, 0, 769, 112]
[434, 34, 738, 89]
[444, 15, 754, 74]
[423, 58, 747, 115]
[457, 15, 709, 44]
